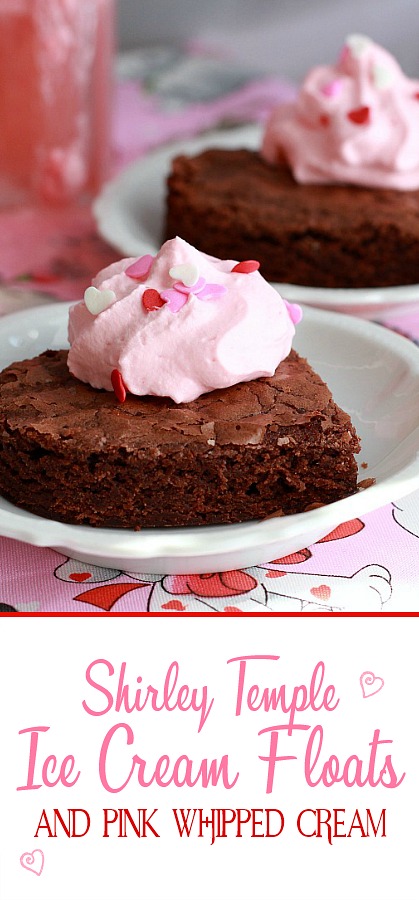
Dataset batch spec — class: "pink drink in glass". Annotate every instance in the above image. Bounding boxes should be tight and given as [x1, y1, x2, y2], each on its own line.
[0, 0, 114, 205]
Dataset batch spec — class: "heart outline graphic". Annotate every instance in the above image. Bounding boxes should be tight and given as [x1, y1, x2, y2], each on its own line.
[360, 671, 384, 698]
[20, 849, 44, 876]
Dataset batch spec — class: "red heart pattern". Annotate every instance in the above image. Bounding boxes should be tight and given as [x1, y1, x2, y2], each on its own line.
[161, 600, 187, 611]
[310, 585, 331, 600]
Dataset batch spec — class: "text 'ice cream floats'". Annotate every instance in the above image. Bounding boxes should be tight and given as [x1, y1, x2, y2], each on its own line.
[68, 237, 302, 404]
[262, 33, 419, 189]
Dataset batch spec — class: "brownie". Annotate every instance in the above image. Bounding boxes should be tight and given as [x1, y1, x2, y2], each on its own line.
[165, 147, 419, 288]
[0, 349, 360, 529]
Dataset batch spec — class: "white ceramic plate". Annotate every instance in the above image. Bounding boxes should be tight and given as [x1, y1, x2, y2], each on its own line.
[1, 303, 419, 574]
[94, 125, 419, 320]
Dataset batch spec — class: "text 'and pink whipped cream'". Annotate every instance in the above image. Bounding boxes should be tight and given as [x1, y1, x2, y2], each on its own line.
[67, 237, 302, 403]
[261, 34, 419, 190]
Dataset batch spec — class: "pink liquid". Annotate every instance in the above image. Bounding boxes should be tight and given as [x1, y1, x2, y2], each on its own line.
[0, 0, 114, 205]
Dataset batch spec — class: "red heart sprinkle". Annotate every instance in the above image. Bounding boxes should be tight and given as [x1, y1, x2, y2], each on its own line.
[319, 114, 329, 127]
[142, 288, 165, 311]
[414, 92, 419, 100]
[232, 260, 260, 274]
[161, 600, 187, 611]
[266, 570, 287, 578]
[111, 369, 126, 403]
[223, 606, 243, 613]
[347, 105, 370, 125]
[310, 585, 331, 600]
[69, 572, 92, 582]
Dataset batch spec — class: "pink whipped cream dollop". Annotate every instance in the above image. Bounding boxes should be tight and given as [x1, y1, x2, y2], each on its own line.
[67, 237, 301, 404]
[261, 33, 419, 190]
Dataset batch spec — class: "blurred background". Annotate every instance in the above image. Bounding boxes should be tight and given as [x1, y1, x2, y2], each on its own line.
[2, 0, 419, 310]
[117, 0, 419, 79]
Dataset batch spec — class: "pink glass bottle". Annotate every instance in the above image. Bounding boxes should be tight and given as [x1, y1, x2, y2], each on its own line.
[0, 0, 114, 206]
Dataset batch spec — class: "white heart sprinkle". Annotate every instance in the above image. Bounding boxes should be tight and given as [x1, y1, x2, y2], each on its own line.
[169, 262, 200, 287]
[372, 63, 394, 89]
[346, 33, 371, 56]
[84, 286, 116, 316]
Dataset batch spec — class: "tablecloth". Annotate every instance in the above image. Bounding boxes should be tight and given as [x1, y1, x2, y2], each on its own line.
[1, 54, 419, 614]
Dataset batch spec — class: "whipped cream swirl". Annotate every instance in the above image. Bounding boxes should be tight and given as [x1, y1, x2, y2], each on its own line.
[68, 237, 301, 403]
[262, 34, 419, 190]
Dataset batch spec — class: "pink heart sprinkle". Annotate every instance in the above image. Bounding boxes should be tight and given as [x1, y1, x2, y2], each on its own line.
[173, 276, 206, 294]
[321, 79, 342, 97]
[197, 283, 227, 301]
[285, 299, 303, 325]
[125, 254, 154, 280]
[160, 288, 189, 313]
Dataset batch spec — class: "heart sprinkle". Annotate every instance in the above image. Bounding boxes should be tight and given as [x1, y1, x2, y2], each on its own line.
[169, 262, 200, 286]
[347, 105, 370, 125]
[142, 288, 165, 311]
[160, 288, 189, 313]
[232, 260, 260, 274]
[346, 33, 371, 57]
[372, 63, 394, 90]
[161, 276, 226, 312]
[84, 286, 116, 316]
[125, 254, 154, 280]
[111, 369, 126, 403]
[321, 79, 343, 98]
[284, 299, 303, 325]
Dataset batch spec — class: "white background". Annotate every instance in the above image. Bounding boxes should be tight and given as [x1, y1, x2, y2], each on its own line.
[0, 616, 416, 900]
